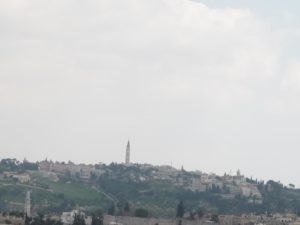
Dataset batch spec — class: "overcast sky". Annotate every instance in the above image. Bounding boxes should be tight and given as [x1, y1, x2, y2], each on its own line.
[1, 0, 300, 186]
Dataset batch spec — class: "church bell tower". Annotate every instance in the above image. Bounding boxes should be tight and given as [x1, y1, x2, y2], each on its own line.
[125, 140, 130, 165]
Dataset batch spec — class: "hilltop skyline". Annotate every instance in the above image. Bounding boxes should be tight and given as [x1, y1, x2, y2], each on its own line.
[0, 154, 290, 188]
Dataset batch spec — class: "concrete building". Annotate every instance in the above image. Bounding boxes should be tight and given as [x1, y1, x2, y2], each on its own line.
[39, 161, 94, 180]
[13, 174, 31, 183]
[61, 210, 89, 225]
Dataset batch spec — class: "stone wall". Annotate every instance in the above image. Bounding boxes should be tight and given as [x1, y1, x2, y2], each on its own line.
[103, 215, 277, 225]
[104, 215, 216, 225]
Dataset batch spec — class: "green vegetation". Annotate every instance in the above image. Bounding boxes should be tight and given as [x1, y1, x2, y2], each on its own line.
[0, 159, 38, 173]
[92, 165, 300, 217]
[134, 208, 149, 218]
[91, 210, 104, 225]
[73, 214, 86, 225]
[107, 204, 115, 215]
[0, 173, 110, 213]
[2, 159, 300, 218]
[210, 214, 219, 223]
[176, 201, 184, 218]
[258, 180, 300, 215]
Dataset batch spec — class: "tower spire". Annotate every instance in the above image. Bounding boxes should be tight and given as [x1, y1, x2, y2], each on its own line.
[24, 191, 31, 218]
[125, 140, 130, 165]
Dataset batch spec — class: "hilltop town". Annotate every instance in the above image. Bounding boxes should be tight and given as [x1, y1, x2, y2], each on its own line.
[37, 160, 262, 204]
[0, 143, 300, 225]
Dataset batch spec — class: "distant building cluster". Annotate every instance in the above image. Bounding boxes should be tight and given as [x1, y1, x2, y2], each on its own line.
[37, 140, 262, 203]
[13, 190, 300, 225]
[39, 140, 132, 180]
[133, 165, 263, 203]
[39, 160, 95, 180]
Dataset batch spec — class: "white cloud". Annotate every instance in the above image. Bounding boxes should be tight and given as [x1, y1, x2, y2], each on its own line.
[0, 0, 300, 185]
[282, 60, 300, 91]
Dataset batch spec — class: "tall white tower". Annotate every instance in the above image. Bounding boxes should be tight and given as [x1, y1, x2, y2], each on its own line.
[125, 140, 130, 165]
[24, 191, 31, 218]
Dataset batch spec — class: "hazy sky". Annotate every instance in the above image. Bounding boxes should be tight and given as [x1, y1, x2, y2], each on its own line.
[1, 0, 300, 186]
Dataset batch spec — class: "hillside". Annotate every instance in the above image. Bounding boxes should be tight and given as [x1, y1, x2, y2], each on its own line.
[1, 159, 300, 217]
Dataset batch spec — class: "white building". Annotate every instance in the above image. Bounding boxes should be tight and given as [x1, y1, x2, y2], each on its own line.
[13, 174, 31, 183]
[61, 210, 89, 225]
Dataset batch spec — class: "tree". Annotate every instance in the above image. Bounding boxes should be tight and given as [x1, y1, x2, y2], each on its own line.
[197, 209, 204, 218]
[124, 201, 130, 215]
[189, 211, 195, 220]
[108, 204, 115, 216]
[289, 183, 295, 189]
[91, 213, 103, 225]
[176, 200, 185, 218]
[134, 208, 149, 218]
[73, 214, 86, 225]
[116, 202, 124, 216]
[24, 214, 31, 225]
[45, 218, 63, 225]
[4, 219, 12, 224]
[211, 214, 219, 223]
[30, 213, 44, 225]
[22, 160, 38, 171]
